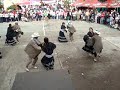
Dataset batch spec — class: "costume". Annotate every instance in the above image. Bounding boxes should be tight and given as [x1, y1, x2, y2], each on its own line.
[41, 42, 56, 70]
[58, 24, 68, 42]
[5, 26, 16, 45]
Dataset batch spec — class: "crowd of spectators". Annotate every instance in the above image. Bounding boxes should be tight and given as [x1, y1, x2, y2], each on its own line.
[0, 5, 120, 30]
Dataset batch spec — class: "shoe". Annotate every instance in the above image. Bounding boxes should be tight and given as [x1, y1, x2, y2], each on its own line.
[25, 68, 30, 72]
[88, 53, 92, 56]
[94, 59, 97, 62]
[33, 66, 38, 69]
[49, 67, 54, 70]
[0, 56, 2, 59]
[98, 54, 101, 57]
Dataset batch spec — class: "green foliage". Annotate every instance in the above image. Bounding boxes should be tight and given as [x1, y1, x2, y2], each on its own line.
[63, 0, 70, 9]
[0, 1, 3, 9]
[7, 5, 16, 10]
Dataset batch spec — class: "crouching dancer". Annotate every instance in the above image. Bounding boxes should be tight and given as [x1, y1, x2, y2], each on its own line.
[40, 37, 56, 70]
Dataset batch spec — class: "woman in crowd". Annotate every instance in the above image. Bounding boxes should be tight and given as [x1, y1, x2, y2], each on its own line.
[40, 37, 56, 70]
[58, 22, 68, 42]
[5, 24, 16, 46]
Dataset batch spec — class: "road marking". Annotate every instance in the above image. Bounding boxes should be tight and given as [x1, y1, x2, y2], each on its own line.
[103, 37, 120, 50]
[43, 20, 46, 36]
[55, 50, 64, 69]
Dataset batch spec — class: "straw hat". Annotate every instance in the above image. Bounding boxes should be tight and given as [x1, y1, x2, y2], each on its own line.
[94, 30, 101, 35]
[68, 21, 72, 27]
[15, 21, 18, 24]
[31, 33, 40, 38]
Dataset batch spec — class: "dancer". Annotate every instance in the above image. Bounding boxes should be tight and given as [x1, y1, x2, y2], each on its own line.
[24, 33, 41, 72]
[67, 22, 76, 41]
[5, 24, 16, 46]
[58, 22, 68, 42]
[41, 37, 56, 70]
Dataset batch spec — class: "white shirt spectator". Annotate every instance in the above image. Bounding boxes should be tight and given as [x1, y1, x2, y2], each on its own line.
[10, 13, 14, 18]
[5, 13, 8, 18]
[15, 13, 18, 18]
[0, 13, 3, 17]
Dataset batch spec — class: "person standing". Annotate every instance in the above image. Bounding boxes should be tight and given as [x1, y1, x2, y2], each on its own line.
[92, 30, 103, 62]
[40, 37, 56, 70]
[18, 11, 22, 21]
[24, 33, 41, 72]
[58, 22, 68, 42]
[0, 12, 3, 23]
[67, 22, 76, 41]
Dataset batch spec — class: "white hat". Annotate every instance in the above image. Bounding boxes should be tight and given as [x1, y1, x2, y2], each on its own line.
[31, 33, 40, 38]
[68, 21, 72, 27]
[94, 30, 101, 35]
[15, 21, 18, 24]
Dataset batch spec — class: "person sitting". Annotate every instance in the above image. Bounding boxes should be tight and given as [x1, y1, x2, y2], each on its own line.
[5, 24, 16, 46]
[58, 22, 68, 42]
[21, 16, 29, 22]
[40, 37, 56, 70]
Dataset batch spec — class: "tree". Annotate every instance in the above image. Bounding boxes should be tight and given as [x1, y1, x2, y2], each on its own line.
[0, 1, 3, 9]
[63, 0, 70, 9]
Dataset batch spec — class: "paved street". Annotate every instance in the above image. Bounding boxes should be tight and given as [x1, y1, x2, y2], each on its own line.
[0, 20, 120, 90]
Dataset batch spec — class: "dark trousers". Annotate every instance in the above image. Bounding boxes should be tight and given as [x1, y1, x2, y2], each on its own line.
[0, 52, 2, 59]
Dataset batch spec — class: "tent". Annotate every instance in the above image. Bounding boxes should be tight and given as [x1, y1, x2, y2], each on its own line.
[71, 0, 84, 7]
[72, 0, 120, 8]
[16, 0, 30, 5]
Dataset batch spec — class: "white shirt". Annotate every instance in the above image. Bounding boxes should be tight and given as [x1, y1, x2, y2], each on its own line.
[0, 13, 3, 17]
[10, 13, 14, 18]
[5, 14, 9, 18]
